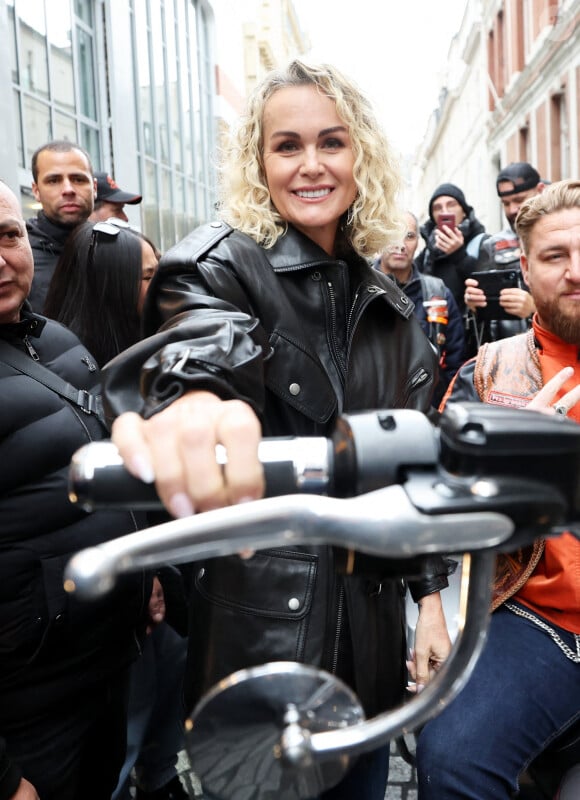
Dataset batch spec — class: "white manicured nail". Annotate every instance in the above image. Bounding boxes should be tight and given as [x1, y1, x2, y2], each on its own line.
[130, 454, 155, 484]
[169, 493, 194, 518]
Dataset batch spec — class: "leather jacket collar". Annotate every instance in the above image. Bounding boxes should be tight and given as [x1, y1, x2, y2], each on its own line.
[266, 226, 416, 320]
[266, 225, 344, 272]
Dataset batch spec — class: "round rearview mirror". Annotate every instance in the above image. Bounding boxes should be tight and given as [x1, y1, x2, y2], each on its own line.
[186, 661, 365, 800]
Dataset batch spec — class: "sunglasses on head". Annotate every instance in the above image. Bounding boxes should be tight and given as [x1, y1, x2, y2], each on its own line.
[88, 218, 132, 266]
[91, 217, 131, 237]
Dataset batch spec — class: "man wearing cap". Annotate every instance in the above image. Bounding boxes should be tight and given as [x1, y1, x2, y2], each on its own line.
[464, 162, 546, 353]
[90, 172, 142, 223]
[26, 139, 96, 312]
[415, 183, 487, 315]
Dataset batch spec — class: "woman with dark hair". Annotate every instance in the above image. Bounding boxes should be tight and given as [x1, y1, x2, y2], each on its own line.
[45, 220, 189, 800]
[44, 219, 159, 366]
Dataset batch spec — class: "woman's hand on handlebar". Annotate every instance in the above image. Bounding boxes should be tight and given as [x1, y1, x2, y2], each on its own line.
[407, 592, 452, 693]
[111, 391, 265, 518]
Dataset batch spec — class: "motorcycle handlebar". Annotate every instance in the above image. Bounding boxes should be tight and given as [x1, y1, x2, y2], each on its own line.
[63, 402, 580, 800]
[66, 403, 580, 600]
[70, 402, 580, 515]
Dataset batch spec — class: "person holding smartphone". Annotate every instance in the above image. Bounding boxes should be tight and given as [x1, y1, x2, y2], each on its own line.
[464, 162, 546, 355]
[414, 183, 487, 315]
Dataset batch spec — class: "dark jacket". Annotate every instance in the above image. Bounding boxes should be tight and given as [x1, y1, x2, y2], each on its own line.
[416, 210, 487, 313]
[0, 308, 149, 798]
[465, 227, 532, 355]
[26, 212, 73, 313]
[103, 221, 449, 717]
[374, 263, 466, 406]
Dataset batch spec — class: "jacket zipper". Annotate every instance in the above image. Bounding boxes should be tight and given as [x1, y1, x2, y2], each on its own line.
[346, 287, 362, 340]
[23, 335, 40, 361]
[346, 284, 383, 363]
[330, 582, 345, 674]
[408, 368, 430, 392]
[326, 281, 347, 383]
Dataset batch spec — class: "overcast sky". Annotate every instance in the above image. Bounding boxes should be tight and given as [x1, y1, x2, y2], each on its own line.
[292, 0, 468, 157]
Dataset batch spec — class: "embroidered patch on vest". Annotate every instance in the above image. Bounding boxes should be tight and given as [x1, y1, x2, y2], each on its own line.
[486, 390, 529, 408]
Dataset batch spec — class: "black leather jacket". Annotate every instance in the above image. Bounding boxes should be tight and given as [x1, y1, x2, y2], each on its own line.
[467, 227, 531, 351]
[103, 222, 449, 716]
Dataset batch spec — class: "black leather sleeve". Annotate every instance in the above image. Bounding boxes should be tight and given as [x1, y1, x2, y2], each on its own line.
[103, 238, 271, 421]
[407, 556, 456, 602]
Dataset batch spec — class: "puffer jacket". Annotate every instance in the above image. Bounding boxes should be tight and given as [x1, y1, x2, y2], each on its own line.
[26, 212, 72, 313]
[416, 210, 487, 313]
[103, 221, 449, 717]
[0, 308, 150, 794]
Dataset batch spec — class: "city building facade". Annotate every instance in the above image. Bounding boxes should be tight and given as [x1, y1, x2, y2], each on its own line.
[413, 0, 579, 231]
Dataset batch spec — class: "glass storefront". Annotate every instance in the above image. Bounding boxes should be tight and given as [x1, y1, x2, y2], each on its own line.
[9, 0, 100, 173]
[129, 0, 217, 250]
[6, 0, 217, 250]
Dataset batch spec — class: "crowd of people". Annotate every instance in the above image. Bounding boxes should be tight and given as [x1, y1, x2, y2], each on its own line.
[1, 54, 579, 800]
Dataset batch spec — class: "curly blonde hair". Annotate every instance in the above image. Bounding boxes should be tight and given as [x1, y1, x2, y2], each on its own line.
[218, 59, 402, 258]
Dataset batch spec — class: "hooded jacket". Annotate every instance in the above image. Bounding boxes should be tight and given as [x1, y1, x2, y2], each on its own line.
[26, 211, 74, 313]
[103, 221, 450, 717]
[0, 308, 149, 798]
[416, 210, 487, 313]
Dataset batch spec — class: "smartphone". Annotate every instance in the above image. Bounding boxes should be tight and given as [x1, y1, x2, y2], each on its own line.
[470, 269, 520, 320]
[437, 213, 456, 230]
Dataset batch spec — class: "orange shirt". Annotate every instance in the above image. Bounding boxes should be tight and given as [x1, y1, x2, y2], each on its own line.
[516, 319, 580, 633]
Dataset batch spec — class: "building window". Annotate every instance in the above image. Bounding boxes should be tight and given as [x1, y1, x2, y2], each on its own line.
[550, 91, 568, 181]
[129, 0, 217, 251]
[514, 0, 525, 73]
[519, 125, 529, 161]
[9, 0, 101, 177]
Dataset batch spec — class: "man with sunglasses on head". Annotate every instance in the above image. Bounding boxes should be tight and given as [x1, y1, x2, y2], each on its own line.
[374, 211, 465, 406]
[26, 140, 96, 313]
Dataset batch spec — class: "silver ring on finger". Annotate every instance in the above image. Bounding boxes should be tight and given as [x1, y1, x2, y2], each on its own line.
[554, 404, 568, 417]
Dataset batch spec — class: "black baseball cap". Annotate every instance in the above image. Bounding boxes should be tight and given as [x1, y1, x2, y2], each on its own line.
[94, 171, 142, 204]
[496, 162, 541, 197]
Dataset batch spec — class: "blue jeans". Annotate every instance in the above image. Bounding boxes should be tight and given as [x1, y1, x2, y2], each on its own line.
[113, 622, 187, 798]
[416, 604, 580, 799]
[319, 744, 389, 800]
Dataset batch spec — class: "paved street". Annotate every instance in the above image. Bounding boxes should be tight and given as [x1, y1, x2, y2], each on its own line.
[174, 741, 418, 799]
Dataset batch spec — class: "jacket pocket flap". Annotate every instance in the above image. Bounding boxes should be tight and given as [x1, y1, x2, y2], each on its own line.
[195, 549, 317, 620]
[265, 332, 336, 423]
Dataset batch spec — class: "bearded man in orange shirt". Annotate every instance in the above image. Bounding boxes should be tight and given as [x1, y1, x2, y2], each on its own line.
[416, 179, 580, 799]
